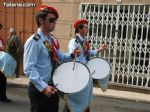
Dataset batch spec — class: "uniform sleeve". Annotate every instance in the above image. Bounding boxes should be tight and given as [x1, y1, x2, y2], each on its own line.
[23, 39, 48, 92]
[88, 49, 99, 57]
[57, 49, 72, 62]
[68, 39, 79, 53]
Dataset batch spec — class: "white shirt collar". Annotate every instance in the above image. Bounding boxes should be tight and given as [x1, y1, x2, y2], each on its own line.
[76, 33, 85, 41]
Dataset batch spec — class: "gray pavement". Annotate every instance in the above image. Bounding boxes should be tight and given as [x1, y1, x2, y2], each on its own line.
[1, 86, 150, 112]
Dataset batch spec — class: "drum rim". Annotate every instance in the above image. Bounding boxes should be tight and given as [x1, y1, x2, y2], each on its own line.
[52, 60, 91, 94]
[54, 60, 91, 73]
[87, 57, 111, 79]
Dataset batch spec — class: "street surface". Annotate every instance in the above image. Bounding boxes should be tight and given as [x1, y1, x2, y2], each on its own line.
[0, 87, 150, 112]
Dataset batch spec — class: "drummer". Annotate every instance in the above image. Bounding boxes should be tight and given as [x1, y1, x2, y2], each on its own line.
[23, 5, 80, 112]
[0, 23, 12, 102]
[66, 19, 108, 112]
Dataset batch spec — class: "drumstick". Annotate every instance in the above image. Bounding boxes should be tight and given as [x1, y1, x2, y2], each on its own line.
[73, 55, 76, 70]
[72, 47, 79, 70]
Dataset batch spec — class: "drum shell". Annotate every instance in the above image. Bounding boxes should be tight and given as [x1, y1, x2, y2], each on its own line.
[64, 77, 93, 111]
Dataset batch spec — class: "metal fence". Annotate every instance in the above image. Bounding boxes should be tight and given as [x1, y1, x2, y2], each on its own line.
[80, 4, 150, 89]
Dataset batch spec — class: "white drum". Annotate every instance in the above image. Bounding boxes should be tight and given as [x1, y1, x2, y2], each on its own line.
[87, 57, 111, 79]
[53, 61, 90, 94]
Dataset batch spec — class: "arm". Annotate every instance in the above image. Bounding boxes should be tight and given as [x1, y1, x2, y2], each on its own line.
[89, 44, 108, 57]
[88, 49, 99, 57]
[57, 49, 70, 61]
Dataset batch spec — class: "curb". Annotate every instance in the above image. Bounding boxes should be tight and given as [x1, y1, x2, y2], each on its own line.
[7, 77, 29, 88]
[93, 91, 150, 104]
[7, 82, 28, 88]
[93, 87, 150, 103]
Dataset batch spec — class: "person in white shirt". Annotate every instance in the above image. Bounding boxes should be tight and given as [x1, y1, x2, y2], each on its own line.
[66, 19, 108, 112]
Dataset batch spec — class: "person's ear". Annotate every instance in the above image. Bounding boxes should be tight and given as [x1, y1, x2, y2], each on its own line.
[78, 27, 82, 33]
[39, 18, 45, 26]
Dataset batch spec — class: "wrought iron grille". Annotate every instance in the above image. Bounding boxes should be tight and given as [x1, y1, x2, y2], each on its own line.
[80, 4, 150, 89]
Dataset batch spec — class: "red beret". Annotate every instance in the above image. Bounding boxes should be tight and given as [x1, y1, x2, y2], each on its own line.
[38, 5, 59, 19]
[73, 19, 88, 28]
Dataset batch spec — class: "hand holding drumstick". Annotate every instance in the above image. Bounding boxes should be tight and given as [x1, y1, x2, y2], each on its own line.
[72, 47, 81, 57]
[98, 44, 109, 52]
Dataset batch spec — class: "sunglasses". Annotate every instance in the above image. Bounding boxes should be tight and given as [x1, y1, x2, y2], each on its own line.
[49, 18, 57, 23]
[84, 26, 88, 28]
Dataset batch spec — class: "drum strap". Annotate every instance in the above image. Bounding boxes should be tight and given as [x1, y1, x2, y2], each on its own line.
[74, 35, 90, 61]
[33, 33, 59, 84]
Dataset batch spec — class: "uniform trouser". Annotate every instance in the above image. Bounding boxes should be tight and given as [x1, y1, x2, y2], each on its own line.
[28, 82, 59, 112]
[63, 105, 90, 112]
[0, 71, 7, 100]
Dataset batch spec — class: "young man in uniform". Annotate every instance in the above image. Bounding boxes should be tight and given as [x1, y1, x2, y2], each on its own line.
[24, 5, 80, 112]
[66, 19, 108, 112]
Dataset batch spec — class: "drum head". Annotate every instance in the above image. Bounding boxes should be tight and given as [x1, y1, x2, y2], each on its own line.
[87, 58, 110, 79]
[53, 61, 90, 94]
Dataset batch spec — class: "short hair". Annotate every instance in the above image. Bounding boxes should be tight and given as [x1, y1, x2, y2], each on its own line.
[9, 28, 16, 34]
[75, 23, 84, 34]
[36, 11, 48, 27]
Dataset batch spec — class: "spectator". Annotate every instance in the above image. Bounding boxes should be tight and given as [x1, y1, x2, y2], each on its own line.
[7, 28, 22, 78]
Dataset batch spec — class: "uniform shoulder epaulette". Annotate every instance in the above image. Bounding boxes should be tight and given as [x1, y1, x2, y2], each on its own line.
[74, 35, 79, 43]
[75, 39, 79, 43]
[33, 34, 41, 41]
